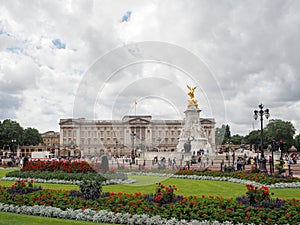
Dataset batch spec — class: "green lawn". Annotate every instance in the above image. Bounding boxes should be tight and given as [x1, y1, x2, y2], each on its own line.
[1, 169, 300, 199]
[1, 168, 300, 224]
[103, 175, 246, 198]
[0, 212, 115, 225]
[104, 175, 300, 199]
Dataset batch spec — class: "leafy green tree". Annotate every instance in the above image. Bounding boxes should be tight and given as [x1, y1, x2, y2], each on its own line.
[23, 127, 43, 146]
[0, 119, 24, 150]
[245, 130, 260, 148]
[0, 119, 43, 153]
[230, 134, 245, 145]
[215, 124, 232, 145]
[264, 119, 296, 148]
[224, 124, 231, 144]
[294, 134, 300, 151]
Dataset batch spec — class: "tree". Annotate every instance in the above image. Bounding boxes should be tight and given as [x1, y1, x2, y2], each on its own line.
[215, 124, 232, 145]
[23, 128, 43, 146]
[0, 119, 43, 153]
[264, 119, 296, 148]
[245, 130, 260, 150]
[0, 119, 24, 150]
[294, 134, 300, 151]
[230, 134, 244, 145]
[224, 124, 231, 144]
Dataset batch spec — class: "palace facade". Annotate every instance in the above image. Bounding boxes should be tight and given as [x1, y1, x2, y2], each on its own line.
[59, 115, 215, 157]
[41, 131, 60, 149]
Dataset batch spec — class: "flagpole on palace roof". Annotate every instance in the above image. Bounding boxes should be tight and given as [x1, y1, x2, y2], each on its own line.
[134, 100, 137, 117]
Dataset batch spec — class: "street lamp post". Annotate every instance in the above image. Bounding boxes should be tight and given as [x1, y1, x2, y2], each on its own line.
[226, 142, 231, 166]
[271, 139, 275, 174]
[131, 131, 136, 162]
[115, 140, 118, 156]
[253, 104, 270, 172]
[11, 139, 16, 156]
[279, 139, 284, 160]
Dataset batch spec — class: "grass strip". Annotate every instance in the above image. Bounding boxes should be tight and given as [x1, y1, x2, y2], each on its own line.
[0, 211, 115, 225]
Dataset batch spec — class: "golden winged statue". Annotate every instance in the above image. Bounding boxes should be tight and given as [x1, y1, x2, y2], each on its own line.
[187, 85, 198, 108]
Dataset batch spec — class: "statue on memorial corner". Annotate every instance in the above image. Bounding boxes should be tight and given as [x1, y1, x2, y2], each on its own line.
[184, 136, 194, 153]
[187, 85, 198, 107]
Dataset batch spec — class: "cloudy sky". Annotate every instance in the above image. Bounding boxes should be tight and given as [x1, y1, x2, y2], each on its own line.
[1, 0, 300, 136]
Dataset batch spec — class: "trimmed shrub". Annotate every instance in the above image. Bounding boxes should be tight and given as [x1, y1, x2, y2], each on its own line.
[79, 179, 102, 200]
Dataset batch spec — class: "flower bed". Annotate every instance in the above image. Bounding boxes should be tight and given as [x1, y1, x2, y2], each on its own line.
[127, 171, 300, 189]
[8, 179, 42, 195]
[22, 161, 95, 173]
[0, 203, 245, 225]
[0, 182, 299, 224]
[4, 170, 130, 182]
[175, 169, 300, 185]
[1, 176, 135, 185]
[5, 160, 129, 183]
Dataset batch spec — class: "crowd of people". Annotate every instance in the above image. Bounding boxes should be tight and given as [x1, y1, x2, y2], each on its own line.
[1, 149, 299, 173]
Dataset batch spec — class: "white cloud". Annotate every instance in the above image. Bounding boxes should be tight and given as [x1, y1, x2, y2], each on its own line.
[0, 0, 299, 138]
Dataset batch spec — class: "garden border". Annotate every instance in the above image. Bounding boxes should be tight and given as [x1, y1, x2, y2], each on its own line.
[0, 203, 267, 225]
[126, 172, 300, 189]
[1, 177, 135, 185]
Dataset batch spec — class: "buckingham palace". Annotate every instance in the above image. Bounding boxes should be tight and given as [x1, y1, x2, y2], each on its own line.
[59, 115, 215, 157]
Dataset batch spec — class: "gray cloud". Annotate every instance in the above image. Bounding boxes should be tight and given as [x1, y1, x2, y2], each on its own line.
[0, 0, 299, 136]
[0, 92, 20, 119]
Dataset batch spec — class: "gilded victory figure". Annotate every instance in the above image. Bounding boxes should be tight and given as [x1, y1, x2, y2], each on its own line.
[187, 85, 198, 107]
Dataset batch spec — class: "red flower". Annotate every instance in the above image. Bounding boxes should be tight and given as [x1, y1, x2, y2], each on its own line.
[227, 209, 233, 213]
[155, 195, 162, 202]
[246, 184, 254, 190]
[201, 213, 206, 217]
[286, 213, 291, 217]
